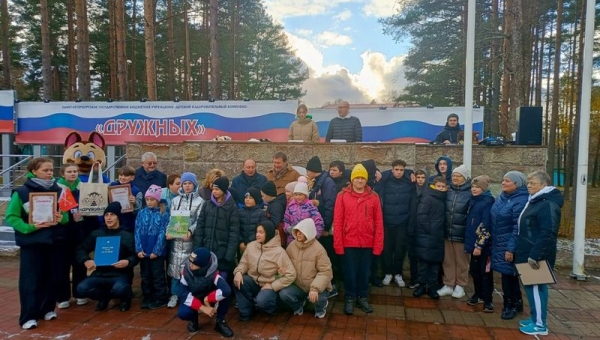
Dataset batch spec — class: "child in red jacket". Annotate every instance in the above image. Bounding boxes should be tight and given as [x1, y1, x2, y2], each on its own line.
[333, 164, 384, 315]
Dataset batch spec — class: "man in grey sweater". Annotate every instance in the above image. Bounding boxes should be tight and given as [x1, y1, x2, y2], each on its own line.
[325, 101, 363, 142]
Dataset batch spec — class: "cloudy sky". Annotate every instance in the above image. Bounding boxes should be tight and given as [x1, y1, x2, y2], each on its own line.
[263, 0, 411, 108]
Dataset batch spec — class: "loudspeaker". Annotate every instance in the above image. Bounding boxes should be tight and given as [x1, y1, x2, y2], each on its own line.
[516, 106, 542, 145]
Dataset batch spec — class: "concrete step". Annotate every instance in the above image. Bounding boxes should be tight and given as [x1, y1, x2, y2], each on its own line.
[0, 226, 18, 257]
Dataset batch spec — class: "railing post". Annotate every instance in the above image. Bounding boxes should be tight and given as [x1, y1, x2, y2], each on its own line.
[107, 146, 116, 182]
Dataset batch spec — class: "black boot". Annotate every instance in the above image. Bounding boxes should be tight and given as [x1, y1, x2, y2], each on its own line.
[427, 287, 440, 300]
[187, 319, 200, 333]
[413, 285, 426, 297]
[501, 300, 517, 320]
[344, 296, 355, 315]
[214, 319, 234, 337]
[95, 299, 109, 311]
[119, 299, 131, 312]
[356, 297, 373, 313]
[515, 299, 524, 312]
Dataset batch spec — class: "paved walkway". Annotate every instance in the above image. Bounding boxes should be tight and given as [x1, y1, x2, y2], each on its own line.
[1, 257, 599, 339]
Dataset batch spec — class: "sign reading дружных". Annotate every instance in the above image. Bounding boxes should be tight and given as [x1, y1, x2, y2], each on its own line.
[14, 99, 483, 145]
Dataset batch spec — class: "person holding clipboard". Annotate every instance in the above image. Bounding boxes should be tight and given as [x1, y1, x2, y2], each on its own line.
[76, 202, 139, 312]
[515, 171, 564, 336]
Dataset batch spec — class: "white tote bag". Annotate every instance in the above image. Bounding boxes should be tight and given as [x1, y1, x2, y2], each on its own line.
[78, 165, 109, 216]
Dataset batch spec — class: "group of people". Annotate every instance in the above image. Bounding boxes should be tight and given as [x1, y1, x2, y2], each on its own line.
[7, 149, 563, 337]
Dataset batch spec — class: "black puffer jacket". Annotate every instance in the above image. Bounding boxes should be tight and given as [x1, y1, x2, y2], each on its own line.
[445, 180, 471, 242]
[415, 186, 446, 262]
[375, 170, 415, 228]
[325, 116, 362, 142]
[308, 172, 337, 231]
[238, 205, 267, 244]
[515, 188, 564, 268]
[193, 192, 240, 272]
[265, 193, 287, 227]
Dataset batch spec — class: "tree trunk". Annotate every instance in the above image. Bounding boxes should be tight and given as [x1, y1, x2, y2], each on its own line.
[200, 2, 209, 100]
[40, 0, 52, 100]
[66, 0, 76, 100]
[508, 0, 524, 134]
[167, 0, 175, 99]
[489, 0, 500, 134]
[130, 0, 137, 100]
[184, 0, 191, 100]
[209, 0, 221, 99]
[144, 0, 157, 100]
[1, 0, 11, 89]
[108, 0, 117, 99]
[544, 17, 554, 146]
[499, 0, 511, 137]
[229, 0, 237, 99]
[535, 20, 545, 107]
[564, 21, 578, 199]
[547, 0, 562, 180]
[115, 0, 127, 100]
[76, 0, 91, 100]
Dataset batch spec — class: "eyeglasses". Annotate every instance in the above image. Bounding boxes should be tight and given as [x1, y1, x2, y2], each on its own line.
[337, 106, 349, 109]
[145, 161, 158, 165]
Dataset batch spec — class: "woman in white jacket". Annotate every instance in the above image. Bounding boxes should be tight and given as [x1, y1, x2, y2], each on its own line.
[166, 172, 204, 308]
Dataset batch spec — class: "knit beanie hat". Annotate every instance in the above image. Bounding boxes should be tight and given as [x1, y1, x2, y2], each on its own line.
[285, 181, 298, 193]
[104, 201, 122, 219]
[330, 160, 346, 174]
[212, 176, 229, 192]
[258, 220, 276, 243]
[293, 182, 309, 196]
[306, 156, 323, 173]
[298, 176, 308, 184]
[190, 247, 212, 268]
[447, 113, 459, 123]
[452, 164, 471, 180]
[504, 171, 527, 188]
[145, 184, 162, 201]
[351, 164, 368, 181]
[471, 175, 490, 191]
[245, 187, 263, 205]
[181, 172, 198, 189]
[261, 181, 277, 197]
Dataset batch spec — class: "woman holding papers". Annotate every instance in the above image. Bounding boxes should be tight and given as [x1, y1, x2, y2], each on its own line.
[5, 157, 68, 330]
[514, 171, 563, 336]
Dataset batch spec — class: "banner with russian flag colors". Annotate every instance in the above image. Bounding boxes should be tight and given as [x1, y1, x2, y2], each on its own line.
[0, 90, 15, 133]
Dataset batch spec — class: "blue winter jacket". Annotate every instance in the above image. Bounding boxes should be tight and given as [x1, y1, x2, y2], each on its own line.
[230, 171, 267, 205]
[515, 188, 564, 268]
[308, 172, 338, 231]
[134, 206, 169, 257]
[464, 191, 494, 254]
[490, 186, 528, 275]
[375, 169, 415, 228]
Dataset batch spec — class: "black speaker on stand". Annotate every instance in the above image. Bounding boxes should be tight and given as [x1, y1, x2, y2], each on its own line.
[516, 106, 543, 145]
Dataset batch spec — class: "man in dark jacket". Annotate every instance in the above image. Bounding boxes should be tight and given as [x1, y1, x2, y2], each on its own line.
[133, 152, 167, 206]
[261, 181, 288, 246]
[230, 159, 267, 206]
[76, 202, 139, 312]
[434, 113, 462, 145]
[428, 155, 453, 184]
[374, 159, 415, 288]
[325, 101, 362, 142]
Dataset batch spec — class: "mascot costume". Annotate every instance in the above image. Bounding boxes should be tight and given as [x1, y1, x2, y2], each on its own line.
[63, 131, 109, 183]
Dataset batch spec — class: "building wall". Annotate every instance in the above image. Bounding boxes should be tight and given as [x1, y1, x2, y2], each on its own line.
[126, 142, 547, 184]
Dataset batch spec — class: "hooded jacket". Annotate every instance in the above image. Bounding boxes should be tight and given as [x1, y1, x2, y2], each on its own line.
[168, 190, 205, 278]
[286, 219, 333, 293]
[490, 186, 528, 275]
[428, 156, 453, 184]
[180, 252, 231, 311]
[415, 186, 447, 263]
[283, 198, 324, 245]
[233, 230, 297, 292]
[445, 179, 471, 243]
[193, 192, 240, 272]
[374, 169, 415, 228]
[515, 187, 564, 268]
[464, 191, 495, 254]
[434, 120, 462, 144]
[333, 185, 384, 255]
[307, 172, 337, 231]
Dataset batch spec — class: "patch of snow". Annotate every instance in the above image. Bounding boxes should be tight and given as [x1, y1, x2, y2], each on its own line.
[141, 335, 152, 340]
[557, 238, 600, 256]
[56, 335, 71, 339]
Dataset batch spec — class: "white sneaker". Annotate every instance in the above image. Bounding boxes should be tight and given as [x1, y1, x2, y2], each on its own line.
[22, 320, 37, 330]
[76, 298, 88, 305]
[167, 295, 178, 308]
[44, 311, 57, 321]
[382, 274, 393, 286]
[57, 301, 70, 309]
[437, 285, 454, 297]
[451, 285, 465, 298]
[394, 274, 406, 288]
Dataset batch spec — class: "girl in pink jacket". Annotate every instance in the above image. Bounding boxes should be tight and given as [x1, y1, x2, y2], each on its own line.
[283, 183, 324, 246]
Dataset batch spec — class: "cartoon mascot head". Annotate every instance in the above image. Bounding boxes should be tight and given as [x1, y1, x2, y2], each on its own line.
[63, 131, 107, 175]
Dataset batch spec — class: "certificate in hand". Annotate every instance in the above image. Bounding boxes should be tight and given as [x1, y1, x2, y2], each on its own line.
[94, 236, 121, 266]
[108, 184, 133, 213]
[515, 260, 557, 286]
[28, 192, 58, 224]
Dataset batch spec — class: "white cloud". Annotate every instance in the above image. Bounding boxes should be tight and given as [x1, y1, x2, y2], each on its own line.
[316, 31, 352, 47]
[333, 9, 352, 21]
[286, 32, 407, 107]
[363, 0, 401, 18]
[296, 29, 313, 37]
[263, 0, 360, 21]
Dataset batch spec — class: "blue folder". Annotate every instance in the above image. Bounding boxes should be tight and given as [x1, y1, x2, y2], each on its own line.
[94, 236, 121, 266]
